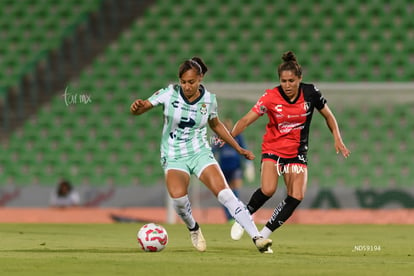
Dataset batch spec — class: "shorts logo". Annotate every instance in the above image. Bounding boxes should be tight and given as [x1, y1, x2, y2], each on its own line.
[298, 154, 307, 163]
[274, 154, 307, 176]
[161, 157, 167, 169]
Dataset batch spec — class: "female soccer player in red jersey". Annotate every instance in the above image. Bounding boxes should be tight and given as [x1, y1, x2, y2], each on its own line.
[229, 51, 350, 253]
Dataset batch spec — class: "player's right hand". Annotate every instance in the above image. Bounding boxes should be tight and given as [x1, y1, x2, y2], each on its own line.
[240, 148, 255, 161]
[130, 99, 145, 114]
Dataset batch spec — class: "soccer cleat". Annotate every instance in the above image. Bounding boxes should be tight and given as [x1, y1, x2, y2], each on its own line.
[253, 236, 273, 253]
[190, 228, 206, 252]
[263, 247, 274, 254]
[230, 221, 245, 240]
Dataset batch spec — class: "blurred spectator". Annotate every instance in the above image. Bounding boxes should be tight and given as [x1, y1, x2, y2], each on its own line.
[50, 179, 80, 207]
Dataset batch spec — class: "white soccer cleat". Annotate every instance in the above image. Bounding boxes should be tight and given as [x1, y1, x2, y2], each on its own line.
[230, 221, 245, 240]
[190, 228, 206, 252]
[253, 236, 273, 253]
[263, 247, 274, 254]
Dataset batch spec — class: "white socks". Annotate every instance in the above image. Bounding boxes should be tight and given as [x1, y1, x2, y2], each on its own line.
[218, 189, 261, 238]
[260, 226, 273, 239]
[172, 195, 196, 230]
[173, 190, 262, 238]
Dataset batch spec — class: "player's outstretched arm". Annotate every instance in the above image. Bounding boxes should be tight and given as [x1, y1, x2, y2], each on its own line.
[231, 110, 260, 137]
[209, 117, 255, 160]
[130, 99, 153, 115]
[319, 104, 350, 158]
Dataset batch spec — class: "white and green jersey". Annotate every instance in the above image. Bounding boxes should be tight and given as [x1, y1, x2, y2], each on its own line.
[148, 84, 218, 159]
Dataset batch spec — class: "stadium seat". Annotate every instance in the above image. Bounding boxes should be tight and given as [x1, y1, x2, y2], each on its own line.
[2, 0, 412, 189]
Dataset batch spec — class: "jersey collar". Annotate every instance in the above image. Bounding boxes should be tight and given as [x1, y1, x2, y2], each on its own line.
[179, 84, 205, 105]
[278, 83, 302, 104]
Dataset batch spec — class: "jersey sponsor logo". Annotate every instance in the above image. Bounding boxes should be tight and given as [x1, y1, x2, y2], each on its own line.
[172, 100, 198, 114]
[169, 117, 196, 141]
[172, 100, 179, 108]
[278, 122, 304, 133]
[178, 117, 196, 129]
[275, 104, 283, 112]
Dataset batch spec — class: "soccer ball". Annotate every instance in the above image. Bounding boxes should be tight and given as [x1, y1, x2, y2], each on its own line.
[137, 223, 168, 252]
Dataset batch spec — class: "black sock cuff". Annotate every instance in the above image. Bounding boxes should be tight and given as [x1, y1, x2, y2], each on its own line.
[188, 222, 199, 231]
[257, 188, 271, 200]
[286, 195, 301, 206]
[247, 188, 271, 214]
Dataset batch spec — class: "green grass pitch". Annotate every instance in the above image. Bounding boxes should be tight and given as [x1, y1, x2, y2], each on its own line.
[0, 223, 412, 276]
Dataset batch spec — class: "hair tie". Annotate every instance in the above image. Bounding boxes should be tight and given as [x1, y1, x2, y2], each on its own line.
[189, 59, 202, 73]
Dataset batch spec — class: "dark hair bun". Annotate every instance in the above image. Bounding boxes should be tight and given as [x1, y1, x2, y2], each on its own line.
[282, 51, 297, 63]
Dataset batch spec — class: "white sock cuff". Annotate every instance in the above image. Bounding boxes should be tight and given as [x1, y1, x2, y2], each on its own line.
[217, 189, 235, 205]
[172, 194, 189, 207]
[260, 226, 273, 239]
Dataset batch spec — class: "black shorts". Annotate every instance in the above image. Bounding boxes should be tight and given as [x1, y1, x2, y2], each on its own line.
[262, 153, 308, 175]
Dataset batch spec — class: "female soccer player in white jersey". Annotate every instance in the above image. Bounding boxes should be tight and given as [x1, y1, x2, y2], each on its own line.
[130, 57, 272, 253]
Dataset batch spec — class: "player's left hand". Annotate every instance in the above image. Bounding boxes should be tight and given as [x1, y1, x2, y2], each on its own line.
[336, 141, 350, 158]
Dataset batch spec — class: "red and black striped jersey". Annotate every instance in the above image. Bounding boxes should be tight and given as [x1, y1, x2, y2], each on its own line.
[252, 83, 327, 158]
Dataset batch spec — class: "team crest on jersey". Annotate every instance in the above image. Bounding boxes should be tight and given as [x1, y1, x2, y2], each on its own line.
[304, 102, 310, 111]
[200, 103, 207, 115]
[257, 100, 267, 114]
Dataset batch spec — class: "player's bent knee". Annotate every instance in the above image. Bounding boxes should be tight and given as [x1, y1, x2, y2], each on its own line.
[289, 193, 304, 201]
[261, 187, 276, 197]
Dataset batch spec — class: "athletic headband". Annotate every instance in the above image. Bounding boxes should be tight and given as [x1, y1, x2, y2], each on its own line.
[189, 59, 202, 73]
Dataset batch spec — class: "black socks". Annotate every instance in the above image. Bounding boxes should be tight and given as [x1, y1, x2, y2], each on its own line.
[247, 188, 271, 214]
[247, 189, 302, 232]
[265, 195, 301, 231]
